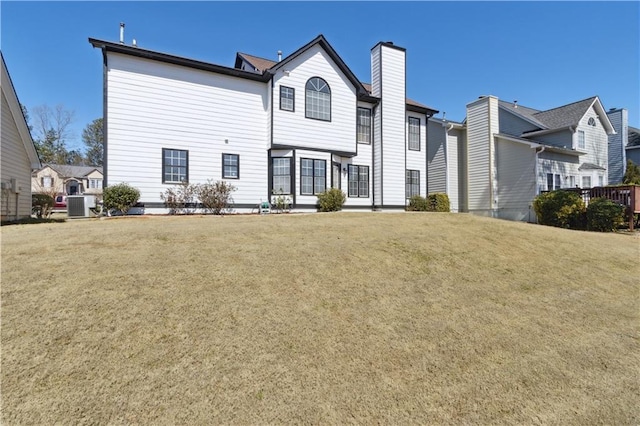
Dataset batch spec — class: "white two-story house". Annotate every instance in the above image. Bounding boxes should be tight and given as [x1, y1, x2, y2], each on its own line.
[428, 95, 615, 222]
[89, 35, 438, 213]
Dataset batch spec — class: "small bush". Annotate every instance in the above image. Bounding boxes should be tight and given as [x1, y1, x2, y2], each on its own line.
[427, 193, 450, 212]
[196, 180, 236, 215]
[533, 190, 586, 229]
[407, 195, 428, 211]
[317, 188, 346, 212]
[161, 181, 197, 214]
[103, 183, 140, 215]
[586, 197, 625, 232]
[31, 193, 54, 218]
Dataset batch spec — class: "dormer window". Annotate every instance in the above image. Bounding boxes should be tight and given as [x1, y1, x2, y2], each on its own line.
[588, 117, 596, 127]
[305, 77, 331, 121]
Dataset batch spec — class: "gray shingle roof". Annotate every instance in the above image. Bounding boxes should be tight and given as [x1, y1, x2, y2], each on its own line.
[578, 163, 606, 171]
[236, 53, 277, 73]
[497, 100, 547, 129]
[628, 126, 640, 147]
[531, 96, 598, 130]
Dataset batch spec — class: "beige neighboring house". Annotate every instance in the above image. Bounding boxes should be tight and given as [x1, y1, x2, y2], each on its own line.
[32, 164, 104, 197]
[1, 52, 41, 221]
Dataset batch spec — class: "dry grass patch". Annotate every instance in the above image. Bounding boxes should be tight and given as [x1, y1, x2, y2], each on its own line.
[1, 213, 639, 424]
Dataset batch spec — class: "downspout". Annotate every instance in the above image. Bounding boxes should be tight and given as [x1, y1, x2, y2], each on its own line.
[534, 146, 546, 195]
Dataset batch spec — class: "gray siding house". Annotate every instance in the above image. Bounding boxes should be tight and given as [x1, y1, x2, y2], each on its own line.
[607, 108, 628, 184]
[626, 126, 640, 168]
[428, 95, 615, 222]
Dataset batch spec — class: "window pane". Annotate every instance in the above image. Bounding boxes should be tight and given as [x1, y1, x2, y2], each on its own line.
[357, 108, 371, 143]
[305, 78, 331, 121]
[409, 117, 420, 150]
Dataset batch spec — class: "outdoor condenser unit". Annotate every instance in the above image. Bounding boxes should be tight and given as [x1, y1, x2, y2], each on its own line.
[67, 195, 96, 218]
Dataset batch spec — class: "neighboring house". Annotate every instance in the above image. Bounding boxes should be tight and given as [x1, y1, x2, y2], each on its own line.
[1, 52, 41, 221]
[31, 164, 104, 197]
[428, 95, 615, 222]
[626, 126, 640, 167]
[89, 34, 438, 213]
[607, 108, 628, 184]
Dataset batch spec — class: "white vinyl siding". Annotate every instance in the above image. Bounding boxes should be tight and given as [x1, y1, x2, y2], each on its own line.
[427, 120, 447, 194]
[578, 106, 609, 172]
[106, 52, 269, 207]
[272, 45, 357, 154]
[372, 44, 406, 207]
[466, 97, 495, 212]
[495, 138, 537, 222]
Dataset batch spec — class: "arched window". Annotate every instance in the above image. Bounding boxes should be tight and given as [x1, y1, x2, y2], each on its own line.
[305, 77, 331, 121]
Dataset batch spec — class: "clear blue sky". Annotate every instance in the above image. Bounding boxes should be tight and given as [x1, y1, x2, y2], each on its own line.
[2, 1, 638, 153]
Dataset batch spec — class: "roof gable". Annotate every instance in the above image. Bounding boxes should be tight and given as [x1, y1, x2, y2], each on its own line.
[1, 52, 40, 169]
[531, 96, 614, 134]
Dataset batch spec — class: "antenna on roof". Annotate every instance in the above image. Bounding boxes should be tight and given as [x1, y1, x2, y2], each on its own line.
[119, 22, 125, 44]
[277, 50, 282, 62]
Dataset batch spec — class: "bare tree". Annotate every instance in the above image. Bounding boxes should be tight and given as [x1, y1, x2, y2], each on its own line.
[31, 104, 76, 164]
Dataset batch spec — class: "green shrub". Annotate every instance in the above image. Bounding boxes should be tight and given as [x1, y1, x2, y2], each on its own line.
[103, 183, 140, 215]
[407, 195, 428, 211]
[31, 193, 54, 219]
[160, 181, 197, 214]
[533, 190, 586, 229]
[427, 193, 450, 212]
[317, 188, 346, 212]
[196, 180, 236, 215]
[586, 197, 625, 232]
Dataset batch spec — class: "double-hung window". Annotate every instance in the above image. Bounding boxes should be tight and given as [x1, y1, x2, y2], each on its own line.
[357, 108, 371, 144]
[408, 117, 420, 151]
[89, 178, 102, 189]
[301, 158, 326, 195]
[272, 158, 291, 194]
[41, 176, 52, 188]
[406, 170, 420, 198]
[547, 173, 561, 190]
[280, 86, 295, 112]
[348, 165, 369, 198]
[577, 130, 586, 150]
[222, 154, 239, 179]
[305, 77, 331, 121]
[581, 176, 591, 188]
[163, 148, 188, 183]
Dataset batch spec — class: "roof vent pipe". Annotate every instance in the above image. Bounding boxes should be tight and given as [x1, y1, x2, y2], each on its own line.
[132, 39, 137, 47]
[277, 50, 282, 62]
[514, 100, 518, 108]
[119, 22, 125, 44]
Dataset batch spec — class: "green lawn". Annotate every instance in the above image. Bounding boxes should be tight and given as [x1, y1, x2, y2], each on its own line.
[1, 213, 638, 424]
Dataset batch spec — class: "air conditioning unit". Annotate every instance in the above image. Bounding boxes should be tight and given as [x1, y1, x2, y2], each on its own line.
[10, 178, 19, 193]
[67, 195, 96, 218]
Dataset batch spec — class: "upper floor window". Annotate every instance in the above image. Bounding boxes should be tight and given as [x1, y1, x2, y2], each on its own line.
[357, 108, 371, 144]
[163, 148, 188, 183]
[577, 130, 586, 150]
[222, 154, 239, 179]
[408, 117, 420, 151]
[301, 158, 326, 195]
[587, 117, 596, 127]
[89, 178, 102, 189]
[280, 86, 295, 112]
[41, 176, 53, 188]
[305, 77, 331, 121]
